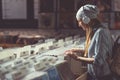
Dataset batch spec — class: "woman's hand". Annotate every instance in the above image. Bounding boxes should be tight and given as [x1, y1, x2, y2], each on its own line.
[65, 48, 84, 57]
[64, 50, 78, 60]
[64, 49, 94, 63]
[71, 48, 84, 53]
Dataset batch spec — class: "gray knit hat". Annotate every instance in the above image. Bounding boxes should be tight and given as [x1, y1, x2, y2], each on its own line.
[76, 4, 99, 21]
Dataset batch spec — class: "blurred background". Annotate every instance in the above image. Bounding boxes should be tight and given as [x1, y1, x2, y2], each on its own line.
[0, 0, 120, 80]
[0, 0, 119, 48]
[0, 0, 120, 29]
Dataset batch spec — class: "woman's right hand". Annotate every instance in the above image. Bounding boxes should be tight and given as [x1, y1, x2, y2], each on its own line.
[64, 50, 79, 60]
[64, 48, 84, 60]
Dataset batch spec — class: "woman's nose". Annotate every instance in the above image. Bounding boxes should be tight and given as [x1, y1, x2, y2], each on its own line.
[78, 22, 82, 26]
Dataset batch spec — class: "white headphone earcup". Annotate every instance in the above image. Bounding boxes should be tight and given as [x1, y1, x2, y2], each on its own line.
[82, 16, 90, 24]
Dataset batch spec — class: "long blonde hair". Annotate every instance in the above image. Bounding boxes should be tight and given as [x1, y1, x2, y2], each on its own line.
[84, 27, 93, 57]
[84, 19, 100, 57]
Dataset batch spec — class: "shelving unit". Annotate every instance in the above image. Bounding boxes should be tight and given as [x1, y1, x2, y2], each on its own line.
[37, 0, 120, 30]
[38, 0, 56, 29]
[0, 0, 119, 29]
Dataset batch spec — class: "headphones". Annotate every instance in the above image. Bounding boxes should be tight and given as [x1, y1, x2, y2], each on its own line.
[82, 6, 90, 24]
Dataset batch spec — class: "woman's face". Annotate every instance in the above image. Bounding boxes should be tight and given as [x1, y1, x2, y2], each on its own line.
[77, 20, 87, 31]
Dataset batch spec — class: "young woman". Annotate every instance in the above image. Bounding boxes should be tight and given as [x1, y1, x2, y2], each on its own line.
[65, 4, 114, 80]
